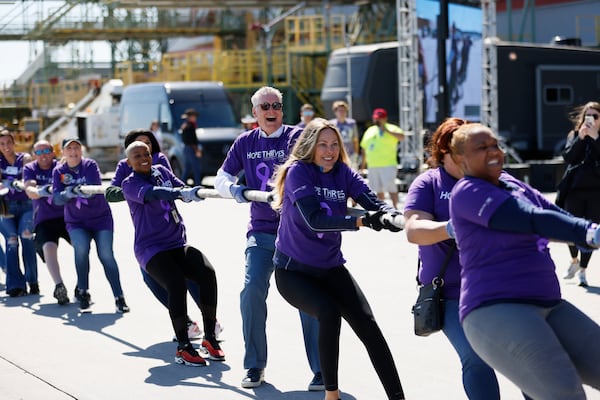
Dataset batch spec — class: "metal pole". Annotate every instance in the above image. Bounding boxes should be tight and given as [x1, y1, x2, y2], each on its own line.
[345, 25, 353, 118]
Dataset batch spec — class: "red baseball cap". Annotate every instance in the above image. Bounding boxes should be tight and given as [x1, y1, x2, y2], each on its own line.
[372, 108, 387, 119]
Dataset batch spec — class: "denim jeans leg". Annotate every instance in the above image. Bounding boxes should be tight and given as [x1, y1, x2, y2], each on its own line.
[442, 300, 499, 400]
[241, 232, 275, 370]
[463, 303, 587, 400]
[69, 228, 92, 291]
[300, 310, 321, 374]
[93, 230, 123, 298]
[19, 209, 37, 285]
[141, 267, 169, 308]
[0, 216, 24, 291]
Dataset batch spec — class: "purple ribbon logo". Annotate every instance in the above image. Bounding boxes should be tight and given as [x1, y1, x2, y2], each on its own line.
[317, 202, 332, 239]
[255, 162, 270, 191]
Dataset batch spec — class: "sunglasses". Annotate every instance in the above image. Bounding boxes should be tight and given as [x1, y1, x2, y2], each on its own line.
[34, 148, 52, 155]
[258, 102, 283, 111]
[585, 114, 599, 121]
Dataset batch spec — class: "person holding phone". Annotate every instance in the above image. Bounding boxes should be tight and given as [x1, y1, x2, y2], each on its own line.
[560, 101, 600, 287]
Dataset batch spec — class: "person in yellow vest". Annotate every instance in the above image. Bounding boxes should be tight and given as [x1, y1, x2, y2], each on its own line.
[360, 108, 408, 206]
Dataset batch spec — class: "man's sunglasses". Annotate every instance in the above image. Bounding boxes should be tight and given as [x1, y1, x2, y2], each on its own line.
[34, 148, 52, 155]
[585, 113, 599, 121]
[258, 102, 283, 111]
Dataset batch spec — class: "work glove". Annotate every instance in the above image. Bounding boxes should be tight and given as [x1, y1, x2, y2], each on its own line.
[446, 220, 455, 239]
[37, 185, 52, 197]
[381, 212, 404, 232]
[73, 185, 93, 199]
[61, 185, 79, 199]
[179, 186, 204, 203]
[362, 210, 386, 231]
[230, 184, 249, 203]
[585, 223, 600, 248]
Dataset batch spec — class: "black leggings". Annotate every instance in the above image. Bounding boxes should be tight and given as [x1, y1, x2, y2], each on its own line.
[566, 190, 600, 268]
[146, 246, 217, 344]
[275, 265, 404, 400]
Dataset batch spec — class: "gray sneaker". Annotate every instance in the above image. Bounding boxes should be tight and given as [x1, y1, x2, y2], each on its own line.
[563, 262, 580, 279]
[578, 269, 588, 287]
[241, 368, 264, 388]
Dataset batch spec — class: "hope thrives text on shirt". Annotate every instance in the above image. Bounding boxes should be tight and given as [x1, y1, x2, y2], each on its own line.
[314, 186, 347, 203]
[246, 149, 286, 160]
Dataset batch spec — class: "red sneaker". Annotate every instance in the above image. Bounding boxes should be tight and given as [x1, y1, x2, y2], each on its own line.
[201, 338, 225, 361]
[175, 344, 207, 366]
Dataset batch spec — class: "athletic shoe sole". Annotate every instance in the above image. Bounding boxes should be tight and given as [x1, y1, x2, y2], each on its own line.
[174, 356, 206, 367]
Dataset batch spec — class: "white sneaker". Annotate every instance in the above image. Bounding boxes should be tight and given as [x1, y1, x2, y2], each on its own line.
[578, 269, 588, 287]
[214, 320, 224, 340]
[187, 321, 203, 339]
[563, 262, 580, 279]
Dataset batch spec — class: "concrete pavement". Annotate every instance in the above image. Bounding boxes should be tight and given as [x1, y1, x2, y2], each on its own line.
[1, 194, 599, 400]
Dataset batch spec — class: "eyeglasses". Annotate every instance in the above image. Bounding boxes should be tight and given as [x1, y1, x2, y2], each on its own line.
[34, 148, 52, 155]
[585, 114, 599, 121]
[257, 102, 283, 111]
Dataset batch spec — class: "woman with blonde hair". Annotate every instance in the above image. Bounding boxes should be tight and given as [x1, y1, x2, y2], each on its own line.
[272, 118, 405, 400]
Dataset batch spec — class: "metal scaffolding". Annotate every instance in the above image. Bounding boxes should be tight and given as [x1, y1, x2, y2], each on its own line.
[481, 0, 498, 134]
[397, 0, 422, 176]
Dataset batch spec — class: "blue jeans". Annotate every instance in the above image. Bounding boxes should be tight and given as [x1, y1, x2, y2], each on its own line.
[463, 300, 600, 399]
[0, 200, 37, 291]
[182, 145, 202, 185]
[140, 267, 201, 308]
[241, 232, 320, 373]
[442, 300, 500, 400]
[69, 228, 123, 297]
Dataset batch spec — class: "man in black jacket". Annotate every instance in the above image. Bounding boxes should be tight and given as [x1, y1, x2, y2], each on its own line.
[181, 108, 203, 185]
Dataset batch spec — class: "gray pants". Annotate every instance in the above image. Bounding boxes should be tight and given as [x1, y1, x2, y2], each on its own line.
[463, 300, 600, 400]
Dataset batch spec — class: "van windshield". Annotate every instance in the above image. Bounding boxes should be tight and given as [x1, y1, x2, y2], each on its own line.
[173, 102, 237, 130]
[322, 53, 369, 92]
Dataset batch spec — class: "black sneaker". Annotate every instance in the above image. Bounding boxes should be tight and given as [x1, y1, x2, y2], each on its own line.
[53, 283, 69, 305]
[7, 287, 27, 297]
[79, 290, 91, 312]
[115, 296, 130, 313]
[241, 368, 265, 388]
[308, 372, 325, 391]
[28, 282, 40, 295]
[74, 286, 82, 301]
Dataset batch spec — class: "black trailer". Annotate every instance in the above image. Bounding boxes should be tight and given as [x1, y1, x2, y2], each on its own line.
[321, 40, 600, 160]
[497, 43, 600, 159]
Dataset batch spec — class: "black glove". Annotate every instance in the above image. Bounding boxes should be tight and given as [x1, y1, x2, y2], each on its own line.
[381, 213, 404, 232]
[362, 210, 385, 231]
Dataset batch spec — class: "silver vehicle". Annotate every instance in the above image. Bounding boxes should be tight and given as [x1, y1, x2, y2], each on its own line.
[119, 81, 240, 181]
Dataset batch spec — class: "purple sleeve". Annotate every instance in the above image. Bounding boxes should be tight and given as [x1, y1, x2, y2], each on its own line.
[52, 164, 66, 192]
[111, 159, 130, 187]
[221, 131, 248, 176]
[122, 175, 152, 205]
[83, 159, 102, 185]
[451, 178, 511, 227]
[23, 163, 35, 181]
[404, 171, 435, 214]
[155, 153, 172, 171]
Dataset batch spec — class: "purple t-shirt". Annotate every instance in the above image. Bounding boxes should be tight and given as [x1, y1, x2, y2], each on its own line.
[111, 152, 171, 187]
[0, 152, 29, 201]
[449, 172, 561, 322]
[122, 165, 186, 269]
[404, 167, 460, 299]
[275, 161, 369, 268]
[23, 159, 64, 225]
[220, 125, 302, 236]
[52, 158, 113, 232]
